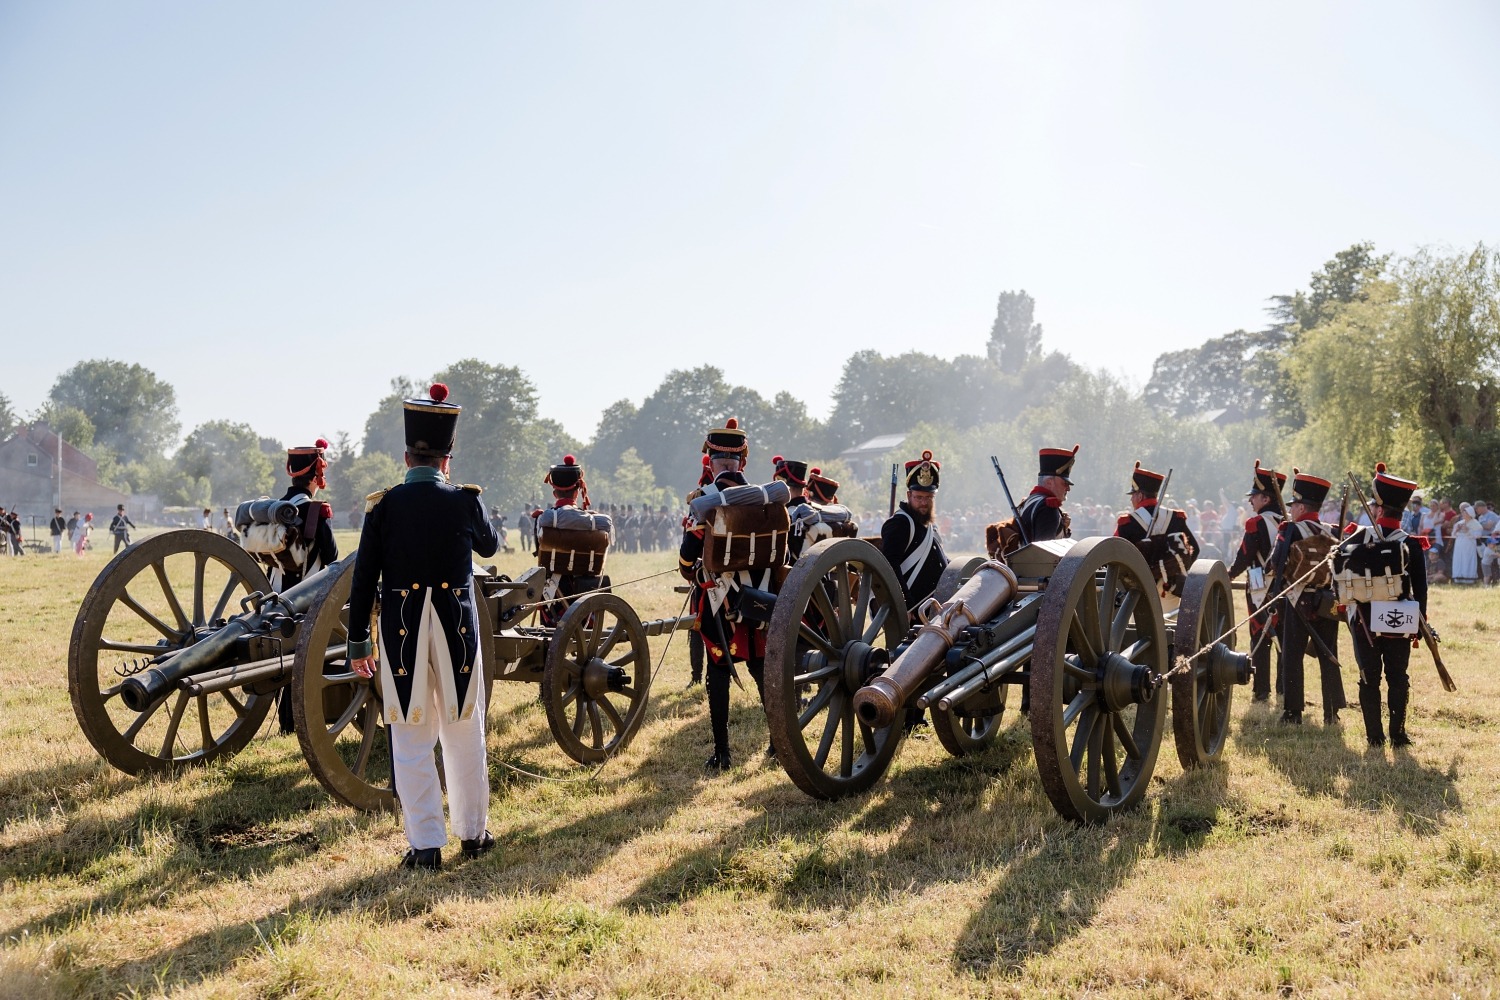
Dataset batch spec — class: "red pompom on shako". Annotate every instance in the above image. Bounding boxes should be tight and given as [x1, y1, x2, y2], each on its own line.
[429, 383, 449, 403]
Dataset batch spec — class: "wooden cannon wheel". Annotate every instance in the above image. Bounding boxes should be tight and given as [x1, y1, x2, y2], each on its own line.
[541, 592, 651, 764]
[933, 555, 987, 603]
[1030, 536, 1168, 823]
[928, 554, 1006, 757]
[292, 559, 497, 811]
[764, 537, 909, 799]
[69, 530, 274, 775]
[1170, 559, 1237, 769]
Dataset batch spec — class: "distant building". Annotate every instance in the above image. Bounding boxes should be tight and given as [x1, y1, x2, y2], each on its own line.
[0, 424, 148, 523]
[838, 433, 909, 483]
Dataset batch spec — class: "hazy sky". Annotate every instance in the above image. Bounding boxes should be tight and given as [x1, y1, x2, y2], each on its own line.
[4, 2, 1499, 452]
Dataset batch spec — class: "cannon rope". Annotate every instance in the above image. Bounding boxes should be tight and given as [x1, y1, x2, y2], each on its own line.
[493, 587, 695, 785]
[1166, 544, 1342, 680]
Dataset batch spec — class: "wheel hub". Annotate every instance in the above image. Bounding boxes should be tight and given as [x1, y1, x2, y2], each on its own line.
[1098, 651, 1162, 712]
[841, 641, 889, 690]
[1207, 642, 1251, 690]
[581, 657, 625, 698]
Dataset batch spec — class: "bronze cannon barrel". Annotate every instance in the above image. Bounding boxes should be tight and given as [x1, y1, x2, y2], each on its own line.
[853, 560, 1019, 728]
[118, 556, 351, 712]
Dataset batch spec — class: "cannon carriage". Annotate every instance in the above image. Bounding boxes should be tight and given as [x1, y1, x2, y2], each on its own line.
[759, 534, 1251, 823]
[69, 529, 692, 813]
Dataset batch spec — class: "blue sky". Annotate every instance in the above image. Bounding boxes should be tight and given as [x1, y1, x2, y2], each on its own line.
[3, 2, 1498, 451]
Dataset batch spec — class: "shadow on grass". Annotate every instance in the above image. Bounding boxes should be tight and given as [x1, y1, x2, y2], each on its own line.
[1233, 707, 1462, 832]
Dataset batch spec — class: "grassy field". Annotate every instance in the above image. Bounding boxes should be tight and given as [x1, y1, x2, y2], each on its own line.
[1, 532, 1497, 998]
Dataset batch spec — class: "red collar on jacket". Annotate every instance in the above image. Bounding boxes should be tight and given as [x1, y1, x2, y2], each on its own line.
[1295, 511, 1321, 523]
[1376, 516, 1403, 531]
[1028, 485, 1062, 508]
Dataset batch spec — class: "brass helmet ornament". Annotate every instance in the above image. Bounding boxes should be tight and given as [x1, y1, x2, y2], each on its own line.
[905, 450, 940, 492]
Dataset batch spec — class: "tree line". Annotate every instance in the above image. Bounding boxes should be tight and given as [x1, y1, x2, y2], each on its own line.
[5, 242, 1496, 520]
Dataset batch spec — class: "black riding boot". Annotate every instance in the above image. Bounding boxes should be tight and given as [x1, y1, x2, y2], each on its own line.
[1359, 683, 1385, 746]
[1389, 686, 1411, 747]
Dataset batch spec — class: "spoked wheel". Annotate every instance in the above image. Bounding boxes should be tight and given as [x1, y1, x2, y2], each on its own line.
[764, 538, 909, 799]
[541, 593, 651, 764]
[932, 687, 1007, 756]
[1031, 536, 1168, 823]
[1171, 559, 1242, 769]
[293, 560, 498, 810]
[934, 555, 987, 603]
[69, 530, 274, 775]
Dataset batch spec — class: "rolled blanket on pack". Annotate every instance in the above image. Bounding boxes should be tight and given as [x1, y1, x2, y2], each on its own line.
[689, 480, 791, 520]
[536, 507, 614, 534]
[790, 501, 853, 527]
[234, 497, 303, 530]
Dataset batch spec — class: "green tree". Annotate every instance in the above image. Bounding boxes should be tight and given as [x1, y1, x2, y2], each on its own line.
[344, 452, 406, 513]
[176, 421, 276, 506]
[49, 360, 179, 465]
[986, 290, 1043, 373]
[360, 377, 420, 461]
[593, 448, 669, 509]
[1142, 328, 1289, 419]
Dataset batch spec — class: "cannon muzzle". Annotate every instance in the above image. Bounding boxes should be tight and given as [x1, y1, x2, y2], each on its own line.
[118, 556, 352, 712]
[853, 561, 1018, 729]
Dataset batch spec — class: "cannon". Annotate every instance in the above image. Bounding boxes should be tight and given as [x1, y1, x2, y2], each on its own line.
[761, 535, 1250, 822]
[70, 530, 692, 812]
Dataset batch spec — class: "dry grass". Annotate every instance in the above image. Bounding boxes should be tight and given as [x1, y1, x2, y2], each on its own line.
[1, 535, 1498, 998]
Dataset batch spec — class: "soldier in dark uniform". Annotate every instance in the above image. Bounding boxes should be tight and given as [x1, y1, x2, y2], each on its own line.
[1341, 464, 1428, 747]
[1268, 470, 1346, 726]
[532, 455, 604, 628]
[774, 455, 813, 561]
[1226, 460, 1286, 703]
[679, 418, 772, 771]
[1114, 462, 1200, 602]
[1019, 445, 1078, 544]
[275, 438, 340, 734]
[347, 384, 499, 870]
[1013, 446, 1077, 713]
[881, 450, 949, 616]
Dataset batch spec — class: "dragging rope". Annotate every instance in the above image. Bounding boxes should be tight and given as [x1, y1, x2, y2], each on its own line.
[1165, 545, 1342, 680]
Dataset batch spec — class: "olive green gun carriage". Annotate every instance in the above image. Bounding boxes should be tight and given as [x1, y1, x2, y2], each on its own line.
[761, 535, 1250, 823]
[69, 530, 692, 813]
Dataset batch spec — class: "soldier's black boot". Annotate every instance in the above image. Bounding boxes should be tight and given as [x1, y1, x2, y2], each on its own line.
[1389, 688, 1412, 747]
[1360, 688, 1385, 746]
[687, 630, 704, 687]
[705, 661, 732, 774]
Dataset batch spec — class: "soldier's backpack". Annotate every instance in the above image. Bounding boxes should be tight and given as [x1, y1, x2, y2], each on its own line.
[704, 503, 790, 574]
[1333, 529, 1409, 604]
[985, 519, 1023, 559]
[1285, 522, 1335, 591]
[536, 507, 613, 576]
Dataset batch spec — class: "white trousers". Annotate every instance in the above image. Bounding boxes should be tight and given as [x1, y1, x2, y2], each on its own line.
[390, 633, 489, 851]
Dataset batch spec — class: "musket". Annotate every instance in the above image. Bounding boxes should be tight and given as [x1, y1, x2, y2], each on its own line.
[888, 463, 898, 517]
[1346, 471, 1456, 692]
[1335, 483, 1350, 537]
[1146, 468, 1174, 535]
[990, 456, 1029, 547]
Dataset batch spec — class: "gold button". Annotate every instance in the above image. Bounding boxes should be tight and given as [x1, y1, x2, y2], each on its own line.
[441, 582, 449, 589]
[412, 583, 420, 590]
[400, 590, 408, 597]
[399, 628, 407, 636]
[460, 627, 467, 634]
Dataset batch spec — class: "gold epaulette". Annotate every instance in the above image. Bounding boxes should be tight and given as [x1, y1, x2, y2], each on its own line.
[460, 483, 483, 495]
[686, 488, 704, 504]
[365, 489, 389, 513]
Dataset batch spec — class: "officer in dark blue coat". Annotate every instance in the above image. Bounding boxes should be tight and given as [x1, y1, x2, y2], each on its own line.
[348, 383, 499, 870]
